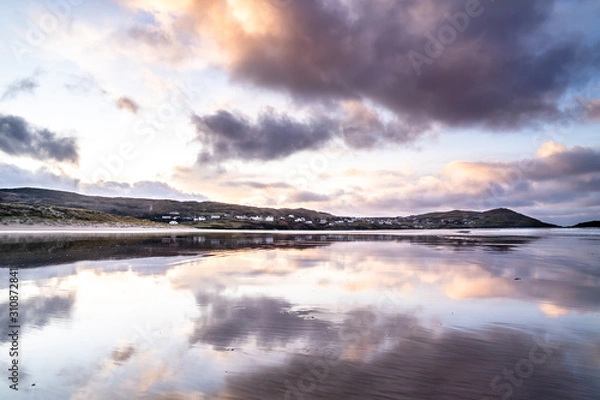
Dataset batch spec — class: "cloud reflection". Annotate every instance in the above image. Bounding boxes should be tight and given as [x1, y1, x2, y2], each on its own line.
[0, 293, 74, 343]
[217, 321, 600, 400]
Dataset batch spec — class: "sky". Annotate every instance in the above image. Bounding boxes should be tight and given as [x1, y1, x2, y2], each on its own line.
[0, 0, 599, 225]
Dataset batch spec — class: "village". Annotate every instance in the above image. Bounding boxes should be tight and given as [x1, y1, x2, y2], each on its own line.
[154, 211, 480, 229]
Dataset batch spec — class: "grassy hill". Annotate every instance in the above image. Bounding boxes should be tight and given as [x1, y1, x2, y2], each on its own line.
[0, 187, 559, 229]
[0, 202, 156, 227]
[407, 208, 557, 229]
[571, 221, 600, 228]
[0, 187, 332, 219]
[0, 187, 333, 229]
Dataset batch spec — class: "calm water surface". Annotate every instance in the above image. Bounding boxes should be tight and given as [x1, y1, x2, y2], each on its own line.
[0, 229, 599, 399]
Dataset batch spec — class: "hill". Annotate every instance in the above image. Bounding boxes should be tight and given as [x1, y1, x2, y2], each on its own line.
[571, 221, 600, 228]
[400, 208, 557, 229]
[0, 187, 558, 230]
[0, 187, 332, 230]
[0, 202, 156, 227]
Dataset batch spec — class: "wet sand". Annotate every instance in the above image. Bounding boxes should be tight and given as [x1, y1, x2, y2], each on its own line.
[0, 222, 200, 234]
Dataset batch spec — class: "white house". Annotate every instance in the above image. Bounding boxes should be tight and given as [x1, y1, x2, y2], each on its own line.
[265, 216, 274, 222]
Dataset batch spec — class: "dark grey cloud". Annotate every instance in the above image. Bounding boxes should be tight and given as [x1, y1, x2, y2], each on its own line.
[0, 114, 79, 163]
[192, 110, 337, 161]
[191, 106, 422, 161]
[289, 190, 330, 203]
[115, 96, 140, 114]
[1, 77, 38, 101]
[224, 180, 292, 189]
[186, 0, 600, 161]
[520, 146, 600, 181]
[209, 0, 600, 130]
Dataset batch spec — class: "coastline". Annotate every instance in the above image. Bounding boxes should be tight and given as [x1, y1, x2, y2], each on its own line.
[1, 225, 595, 237]
[0, 222, 200, 234]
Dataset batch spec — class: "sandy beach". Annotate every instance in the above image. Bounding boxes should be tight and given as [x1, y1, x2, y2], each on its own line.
[0, 222, 200, 234]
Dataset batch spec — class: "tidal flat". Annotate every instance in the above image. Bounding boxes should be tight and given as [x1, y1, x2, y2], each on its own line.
[0, 229, 599, 399]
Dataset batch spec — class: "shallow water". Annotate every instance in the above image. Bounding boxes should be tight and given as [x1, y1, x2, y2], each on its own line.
[0, 229, 599, 399]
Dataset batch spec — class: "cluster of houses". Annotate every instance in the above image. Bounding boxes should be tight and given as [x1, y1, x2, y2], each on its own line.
[157, 211, 477, 228]
[158, 211, 334, 226]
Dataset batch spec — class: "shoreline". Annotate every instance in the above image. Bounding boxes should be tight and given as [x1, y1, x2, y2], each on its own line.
[0, 222, 200, 234]
[0, 225, 596, 237]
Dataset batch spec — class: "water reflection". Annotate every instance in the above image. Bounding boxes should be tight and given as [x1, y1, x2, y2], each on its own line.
[0, 232, 540, 268]
[0, 230, 598, 399]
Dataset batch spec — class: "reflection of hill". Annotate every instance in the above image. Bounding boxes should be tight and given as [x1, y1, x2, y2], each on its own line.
[0, 234, 324, 268]
[0, 233, 541, 268]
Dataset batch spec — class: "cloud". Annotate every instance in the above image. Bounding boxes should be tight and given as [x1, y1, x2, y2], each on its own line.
[0, 163, 80, 191]
[127, 25, 172, 47]
[64, 73, 106, 95]
[192, 109, 337, 161]
[189, 296, 332, 349]
[161, 0, 600, 131]
[1, 77, 38, 101]
[115, 14, 203, 66]
[115, 96, 140, 114]
[218, 323, 594, 400]
[522, 145, 600, 181]
[110, 344, 136, 364]
[0, 293, 74, 343]
[224, 180, 292, 189]
[536, 141, 568, 158]
[581, 98, 600, 120]
[0, 162, 206, 202]
[80, 180, 207, 201]
[340, 101, 427, 149]
[289, 190, 330, 203]
[310, 142, 600, 225]
[0, 114, 79, 163]
[192, 103, 429, 161]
